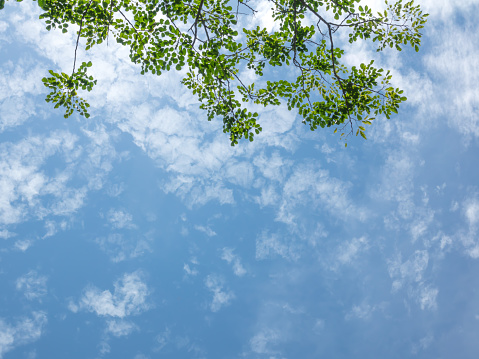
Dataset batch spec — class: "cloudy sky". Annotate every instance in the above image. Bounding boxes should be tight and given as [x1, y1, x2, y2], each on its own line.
[1, 0, 479, 358]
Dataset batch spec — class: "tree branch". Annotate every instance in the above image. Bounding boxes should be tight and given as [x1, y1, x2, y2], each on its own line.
[72, 0, 93, 74]
[191, 0, 205, 47]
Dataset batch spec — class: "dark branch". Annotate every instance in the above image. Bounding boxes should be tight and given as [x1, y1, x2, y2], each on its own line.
[191, 0, 205, 48]
[72, 0, 93, 74]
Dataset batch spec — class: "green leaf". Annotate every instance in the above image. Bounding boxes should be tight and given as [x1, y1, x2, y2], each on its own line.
[27, 0, 427, 145]
[38, 0, 47, 10]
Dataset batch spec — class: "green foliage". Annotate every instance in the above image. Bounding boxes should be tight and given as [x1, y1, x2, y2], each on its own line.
[41, 61, 97, 118]
[3, 0, 428, 145]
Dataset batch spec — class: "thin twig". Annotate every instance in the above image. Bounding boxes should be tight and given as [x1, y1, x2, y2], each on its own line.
[119, 9, 138, 34]
[191, 0, 205, 47]
[73, 0, 93, 74]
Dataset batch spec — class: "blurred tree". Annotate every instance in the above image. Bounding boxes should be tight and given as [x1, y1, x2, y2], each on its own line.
[1, 0, 427, 145]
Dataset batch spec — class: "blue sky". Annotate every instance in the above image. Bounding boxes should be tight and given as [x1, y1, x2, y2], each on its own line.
[1, 0, 479, 358]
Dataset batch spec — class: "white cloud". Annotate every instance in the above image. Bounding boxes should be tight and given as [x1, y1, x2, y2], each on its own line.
[423, 13, 479, 139]
[0, 230, 14, 239]
[246, 0, 280, 33]
[107, 209, 135, 229]
[373, 150, 414, 212]
[0, 59, 46, 132]
[204, 275, 235, 312]
[0, 20, 8, 35]
[16, 271, 47, 301]
[417, 286, 438, 311]
[254, 185, 279, 208]
[253, 151, 291, 183]
[281, 303, 304, 315]
[464, 199, 479, 227]
[277, 163, 367, 225]
[42, 220, 68, 239]
[183, 264, 199, 277]
[183, 257, 199, 277]
[95, 234, 151, 262]
[338, 1, 479, 143]
[0, 131, 76, 225]
[98, 341, 110, 355]
[194, 225, 216, 237]
[106, 183, 125, 197]
[0, 125, 118, 229]
[388, 250, 429, 291]
[105, 320, 138, 337]
[419, 0, 479, 20]
[345, 302, 376, 321]
[224, 161, 254, 188]
[0, 312, 47, 359]
[72, 271, 149, 318]
[221, 248, 246, 277]
[163, 175, 235, 208]
[249, 328, 280, 355]
[410, 210, 434, 242]
[14, 240, 33, 252]
[388, 250, 439, 310]
[79, 125, 120, 190]
[460, 197, 479, 258]
[411, 333, 434, 355]
[155, 328, 171, 351]
[2, 0, 307, 213]
[467, 246, 479, 259]
[255, 231, 299, 261]
[335, 236, 369, 267]
[6, 10, 299, 209]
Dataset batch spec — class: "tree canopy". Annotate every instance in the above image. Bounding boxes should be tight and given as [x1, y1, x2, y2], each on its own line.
[0, 0, 428, 145]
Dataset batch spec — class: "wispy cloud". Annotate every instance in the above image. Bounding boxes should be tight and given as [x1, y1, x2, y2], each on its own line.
[155, 327, 171, 351]
[105, 319, 138, 337]
[70, 271, 149, 318]
[388, 250, 429, 292]
[0, 312, 47, 359]
[462, 197, 479, 257]
[0, 60, 46, 132]
[255, 231, 299, 261]
[13, 240, 33, 252]
[0, 125, 118, 231]
[95, 234, 151, 263]
[204, 275, 235, 312]
[107, 209, 136, 229]
[345, 302, 376, 321]
[277, 163, 367, 225]
[183, 263, 199, 277]
[388, 250, 438, 310]
[0, 131, 77, 225]
[0, 229, 14, 239]
[249, 328, 280, 355]
[194, 225, 216, 237]
[221, 248, 246, 277]
[331, 236, 369, 271]
[423, 12, 479, 139]
[417, 285, 439, 311]
[253, 151, 291, 183]
[15, 271, 47, 301]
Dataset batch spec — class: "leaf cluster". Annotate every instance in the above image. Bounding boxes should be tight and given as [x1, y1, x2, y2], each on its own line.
[41, 61, 97, 118]
[3, 0, 428, 145]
